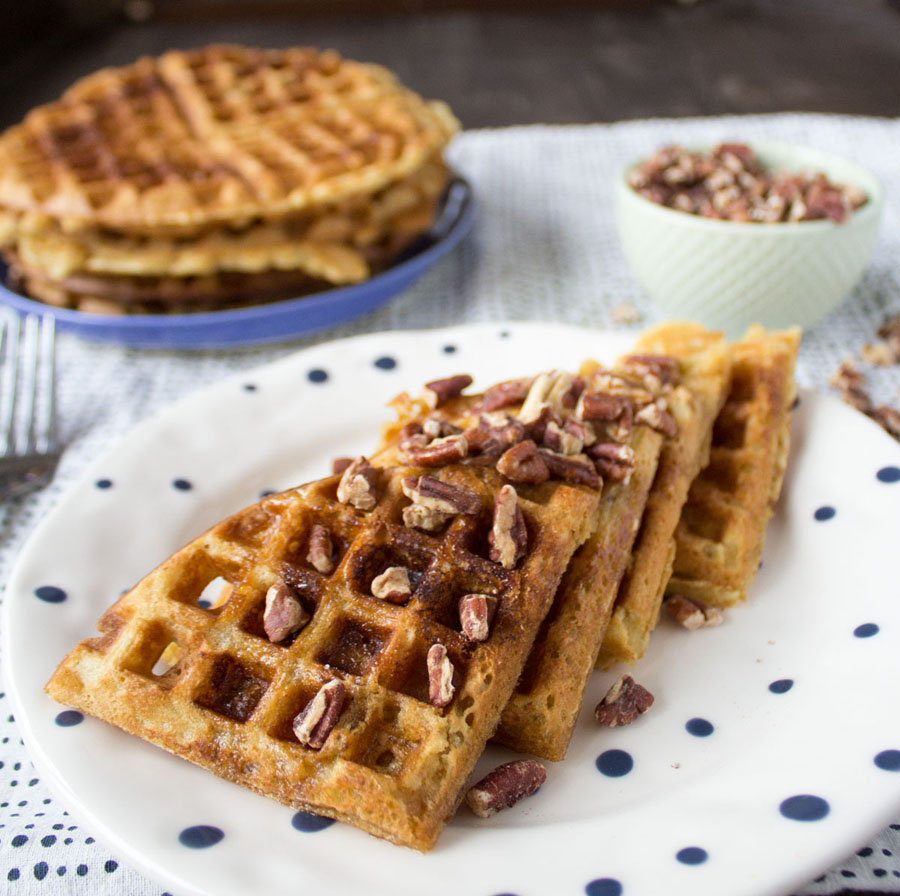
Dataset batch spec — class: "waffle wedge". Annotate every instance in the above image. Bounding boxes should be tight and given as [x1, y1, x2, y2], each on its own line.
[666, 325, 800, 608]
[46, 374, 605, 852]
[596, 323, 732, 668]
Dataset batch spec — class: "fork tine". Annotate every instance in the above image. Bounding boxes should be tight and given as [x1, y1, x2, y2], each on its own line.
[0, 313, 20, 456]
[16, 313, 41, 455]
[34, 315, 56, 455]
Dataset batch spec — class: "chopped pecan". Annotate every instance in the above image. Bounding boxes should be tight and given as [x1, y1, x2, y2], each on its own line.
[465, 759, 546, 818]
[635, 401, 678, 437]
[869, 405, 900, 440]
[542, 420, 583, 455]
[464, 414, 526, 456]
[370, 566, 413, 604]
[306, 524, 335, 574]
[588, 442, 636, 482]
[666, 592, 724, 630]
[479, 378, 532, 412]
[426, 643, 455, 708]
[861, 340, 900, 366]
[622, 354, 679, 387]
[831, 360, 873, 413]
[488, 485, 528, 569]
[423, 374, 473, 409]
[496, 440, 550, 484]
[263, 581, 310, 643]
[458, 593, 498, 642]
[293, 680, 347, 749]
[518, 370, 573, 423]
[578, 391, 632, 422]
[402, 475, 481, 514]
[336, 456, 379, 510]
[876, 312, 900, 341]
[399, 433, 468, 466]
[564, 416, 597, 447]
[423, 417, 464, 438]
[538, 449, 601, 488]
[521, 404, 560, 443]
[595, 674, 655, 727]
[331, 456, 354, 475]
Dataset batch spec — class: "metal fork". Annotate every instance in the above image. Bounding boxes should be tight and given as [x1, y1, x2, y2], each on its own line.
[0, 312, 59, 501]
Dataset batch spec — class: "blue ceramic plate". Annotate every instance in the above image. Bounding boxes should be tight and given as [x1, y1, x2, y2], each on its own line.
[0, 176, 473, 349]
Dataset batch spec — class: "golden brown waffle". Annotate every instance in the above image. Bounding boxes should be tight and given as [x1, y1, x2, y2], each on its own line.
[666, 325, 800, 608]
[596, 323, 732, 668]
[494, 424, 663, 760]
[46, 381, 604, 850]
[0, 46, 458, 231]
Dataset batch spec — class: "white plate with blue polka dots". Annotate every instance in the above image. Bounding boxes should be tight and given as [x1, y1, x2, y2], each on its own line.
[5, 322, 900, 896]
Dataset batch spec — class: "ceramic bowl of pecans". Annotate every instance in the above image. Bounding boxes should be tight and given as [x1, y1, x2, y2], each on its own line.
[615, 141, 883, 335]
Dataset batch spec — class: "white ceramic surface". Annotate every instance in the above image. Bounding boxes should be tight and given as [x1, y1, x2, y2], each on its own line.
[5, 323, 900, 896]
[615, 142, 884, 336]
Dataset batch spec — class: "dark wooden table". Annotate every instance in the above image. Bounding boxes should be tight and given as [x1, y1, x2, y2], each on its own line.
[3, 0, 900, 129]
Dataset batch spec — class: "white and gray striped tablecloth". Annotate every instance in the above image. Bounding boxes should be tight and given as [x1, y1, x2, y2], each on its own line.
[2, 113, 900, 894]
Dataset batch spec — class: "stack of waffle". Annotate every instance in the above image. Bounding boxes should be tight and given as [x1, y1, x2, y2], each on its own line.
[46, 321, 799, 851]
[0, 45, 459, 314]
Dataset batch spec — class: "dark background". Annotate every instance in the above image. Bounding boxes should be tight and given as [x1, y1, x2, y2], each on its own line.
[3, 0, 900, 130]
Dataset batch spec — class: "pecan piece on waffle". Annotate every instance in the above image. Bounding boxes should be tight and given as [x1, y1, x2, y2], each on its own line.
[423, 417, 464, 439]
[577, 391, 632, 422]
[399, 433, 468, 466]
[542, 420, 583, 456]
[263, 582, 310, 643]
[538, 450, 601, 488]
[336, 456, 379, 510]
[371, 566, 413, 604]
[588, 442, 636, 483]
[563, 416, 597, 447]
[496, 440, 550, 484]
[518, 370, 573, 424]
[331, 456, 354, 475]
[465, 759, 547, 818]
[401, 474, 480, 531]
[422, 374, 473, 409]
[458, 593, 498, 642]
[489, 484, 527, 569]
[479, 378, 532, 412]
[426, 643, 455, 708]
[306, 523, 335, 574]
[464, 413, 526, 457]
[665, 592, 724, 630]
[293, 680, 347, 750]
[594, 674, 654, 727]
[621, 353, 680, 388]
[635, 401, 678, 437]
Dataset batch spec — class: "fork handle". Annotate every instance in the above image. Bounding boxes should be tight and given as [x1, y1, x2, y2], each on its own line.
[0, 454, 61, 501]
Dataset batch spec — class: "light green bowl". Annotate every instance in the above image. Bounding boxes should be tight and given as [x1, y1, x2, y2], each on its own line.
[615, 142, 884, 336]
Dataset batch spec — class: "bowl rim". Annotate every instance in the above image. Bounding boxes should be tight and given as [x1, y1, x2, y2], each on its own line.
[615, 139, 884, 233]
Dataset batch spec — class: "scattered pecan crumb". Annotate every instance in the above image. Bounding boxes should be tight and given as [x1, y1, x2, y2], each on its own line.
[306, 523, 335, 574]
[370, 566, 413, 604]
[422, 374, 473, 409]
[336, 456, 379, 510]
[263, 582, 310, 643]
[595, 674, 655, 727]
[426, 643, 455, 708]
[458, 593, 498, 642]
[665, 593, 724, 630]
[465, 759, 546, 818]
[293, 680, 347, 749]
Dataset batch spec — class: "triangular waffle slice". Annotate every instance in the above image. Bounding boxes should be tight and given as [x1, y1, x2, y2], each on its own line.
[596, 323, 732, 668]
[46, 375, 605, 851]
[666, 325, 800, 608]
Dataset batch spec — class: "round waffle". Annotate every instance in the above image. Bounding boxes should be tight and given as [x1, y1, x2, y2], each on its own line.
[0, 45, 459, 231]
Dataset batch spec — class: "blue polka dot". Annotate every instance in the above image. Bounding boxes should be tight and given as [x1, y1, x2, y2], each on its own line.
[95, 479, 113, 489]
[854, 623, 879, 638]
[307, 368, 328, 384]
[242, 383, 257, 392]
[858, 847, 873, 857]
[35, 585, 66, 603]
[11, 835, 27, 847]
[56, 866, 66, 876]
[875, 868, 887, 877]
[291, 811, 335, 832]
[442, 344, 457, 354]
[34, 862, 48, 880]
[499, 331, 511, 339]
[76, 864, 88, 876]
[769, 679, 794, 694]
[41, 835, 56, 847]
[595, 749, 633, 777]
[676, 847, 708, 865]
[104, 860, 118, 872]
[876, 466, 900, 483]
[685, 717, 714, 737]
[172, 479, 193, 491]
[178, 825, 224, 848]
[814, 506, 836, 521]
[585, 879, 623, 896]
[8, 869, 20, 881]
[780, 794, 830, 821]
[373, 356, 397, 370]
[875, 750, 900, 771]
[55, 711, 83, 727]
